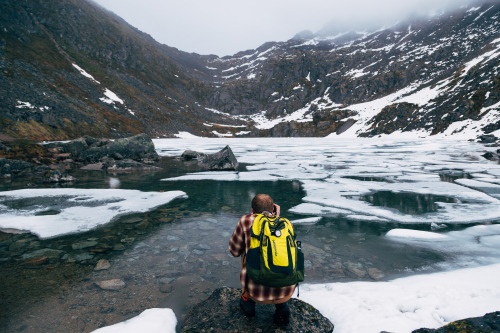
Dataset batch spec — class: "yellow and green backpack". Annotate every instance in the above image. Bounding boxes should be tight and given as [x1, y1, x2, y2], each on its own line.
[246, 214, 304, 287]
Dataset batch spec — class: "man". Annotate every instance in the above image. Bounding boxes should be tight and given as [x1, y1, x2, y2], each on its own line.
[229, 193, 296, 326]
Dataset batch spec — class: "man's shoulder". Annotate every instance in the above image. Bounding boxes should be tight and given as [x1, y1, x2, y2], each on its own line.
[239, 214, 256, 225]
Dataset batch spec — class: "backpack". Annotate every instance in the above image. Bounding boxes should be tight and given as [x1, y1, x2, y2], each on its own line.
[246, 214, 304, 288]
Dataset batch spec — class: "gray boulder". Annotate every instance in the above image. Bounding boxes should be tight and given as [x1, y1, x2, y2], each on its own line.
[197, 145, 238, 170]
[77, 134, 158, 164]
[181, 150, 207, 160]
[478, 134, 498, 144]
[181, 287, 334, 333]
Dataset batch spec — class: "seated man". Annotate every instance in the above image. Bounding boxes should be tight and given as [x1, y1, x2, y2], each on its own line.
[229, 193, 296, 326]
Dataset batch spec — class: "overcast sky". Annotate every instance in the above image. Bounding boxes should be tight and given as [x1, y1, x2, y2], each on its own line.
[93, 0, 480, 56]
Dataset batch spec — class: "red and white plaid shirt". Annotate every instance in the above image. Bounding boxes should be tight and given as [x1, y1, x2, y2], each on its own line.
[229, 214, 296, 302]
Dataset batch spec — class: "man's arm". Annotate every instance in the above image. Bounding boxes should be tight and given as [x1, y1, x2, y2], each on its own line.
[229, 216, 245, 257]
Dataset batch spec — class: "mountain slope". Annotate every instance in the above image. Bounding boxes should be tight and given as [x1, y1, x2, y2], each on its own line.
[201, 2, 500, 138]
[0, 0, 224, 140]
[0, 0, 499, 140]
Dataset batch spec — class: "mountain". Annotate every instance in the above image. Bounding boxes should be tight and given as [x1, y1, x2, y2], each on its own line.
[0, 0, 499, 140]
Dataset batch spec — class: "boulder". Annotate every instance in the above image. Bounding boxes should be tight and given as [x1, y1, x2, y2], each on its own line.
[482, 151, 499, 161]
[197, 145, 239, 171]
[181, 287, 334, 333]
[76, 134, 159, 164]
[412, 311, 500, 332]
[181, 150, 207, 160]
[478, 134, 498, 144]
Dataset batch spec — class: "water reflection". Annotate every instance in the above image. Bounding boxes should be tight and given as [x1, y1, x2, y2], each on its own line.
[360, 191, 457, 215]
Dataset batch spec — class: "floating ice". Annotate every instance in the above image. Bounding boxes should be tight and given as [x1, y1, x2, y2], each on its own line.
[156, 137, 500, 225]
[0, 189, 186, 239]
[291, 217, 322, 225]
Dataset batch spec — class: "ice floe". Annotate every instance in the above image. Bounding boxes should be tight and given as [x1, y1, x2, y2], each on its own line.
[157, 137, 500, 224]
[0, 189, 186, 239]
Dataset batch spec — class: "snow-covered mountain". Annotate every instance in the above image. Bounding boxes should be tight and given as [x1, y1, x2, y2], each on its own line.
[0, 0, 499, 140]
[202, 2, 500, 139]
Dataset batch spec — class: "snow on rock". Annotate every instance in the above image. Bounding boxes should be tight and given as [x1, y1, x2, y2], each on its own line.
[72, 63, 100, 84]
[100, 88, 124, 105]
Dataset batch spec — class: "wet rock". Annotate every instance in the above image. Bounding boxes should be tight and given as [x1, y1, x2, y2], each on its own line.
[23, 256, 49, 266]
[113, 243, 126, 251]
[72, 240, 98, 250]
[90, 243, 113, 253]
[412, 311, 500, 332]
[197, 145, 239, 171]
[80, 163, 104, 170]
[121, 217, 143, 224]
[345, 262, 366, 278]
[94, 259, 111, 271]
[95, 279, 126, 291]
[181, 287, 334, 333]
[21, 248, 64, 261]
[367, 268, 385, 281]
[159, 217, 174, 223]
[62, 252, 94, 262]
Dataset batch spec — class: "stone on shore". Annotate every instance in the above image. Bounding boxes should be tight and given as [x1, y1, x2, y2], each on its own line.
[412, 311, 500, 332]
[181, 287, 334, 333]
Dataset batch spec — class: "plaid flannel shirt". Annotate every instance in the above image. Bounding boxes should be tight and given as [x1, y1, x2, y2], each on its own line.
[229, 214, 296, 303]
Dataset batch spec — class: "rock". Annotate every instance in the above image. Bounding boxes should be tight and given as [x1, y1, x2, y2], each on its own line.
[197, 145, 239, 171]
[94, 259, 111, 270]
[478, 134, 498, 144]
[181, 150, 207, 160]
[80, 163, 104, 170]
[21, 248, 64, 261]
[345, 262, 366, 278]
[76, 134, 158, 164]
[95, 279, 126, 291]
[61, 252, 94, 262]
[412, 311, 500, 332]
[181, 287, 334, 333]
[72, 240, 98, 250]
[23, 256, 49, 266]
[367, 268, 385, 281]
[482, 151, 499, 161]
[120, 217, 143, 224]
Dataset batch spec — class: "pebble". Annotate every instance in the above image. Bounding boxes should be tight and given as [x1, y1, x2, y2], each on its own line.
[95, 279, 126, 291]
[72, 240, 98, 250]
[120, 217, 143, 224]
[94, 259, 111, 271]
[368, 267, 386, 281]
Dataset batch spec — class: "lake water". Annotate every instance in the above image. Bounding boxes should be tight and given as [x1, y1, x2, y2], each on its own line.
[1, 137, 500, 332]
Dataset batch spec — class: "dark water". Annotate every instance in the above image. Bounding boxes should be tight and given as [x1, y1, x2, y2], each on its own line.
[0, 158, 489, 332]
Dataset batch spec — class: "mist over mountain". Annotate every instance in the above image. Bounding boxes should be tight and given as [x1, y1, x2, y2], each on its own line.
[0, 0, 499, 140]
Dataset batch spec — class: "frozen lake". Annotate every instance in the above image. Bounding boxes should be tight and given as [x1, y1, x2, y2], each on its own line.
[1, 137, 500, 332]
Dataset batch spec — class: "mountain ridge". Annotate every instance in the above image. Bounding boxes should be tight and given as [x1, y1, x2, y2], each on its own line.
[0, 0, 499, 140]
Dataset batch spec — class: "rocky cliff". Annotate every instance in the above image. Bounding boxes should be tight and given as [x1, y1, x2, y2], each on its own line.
[0, 0, 499, 140]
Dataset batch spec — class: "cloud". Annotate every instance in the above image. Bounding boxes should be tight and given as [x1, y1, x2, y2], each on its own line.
[93, 0, 485, 56]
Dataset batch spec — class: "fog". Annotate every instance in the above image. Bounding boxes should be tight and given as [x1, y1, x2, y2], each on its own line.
[93, 0, 487, 56]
